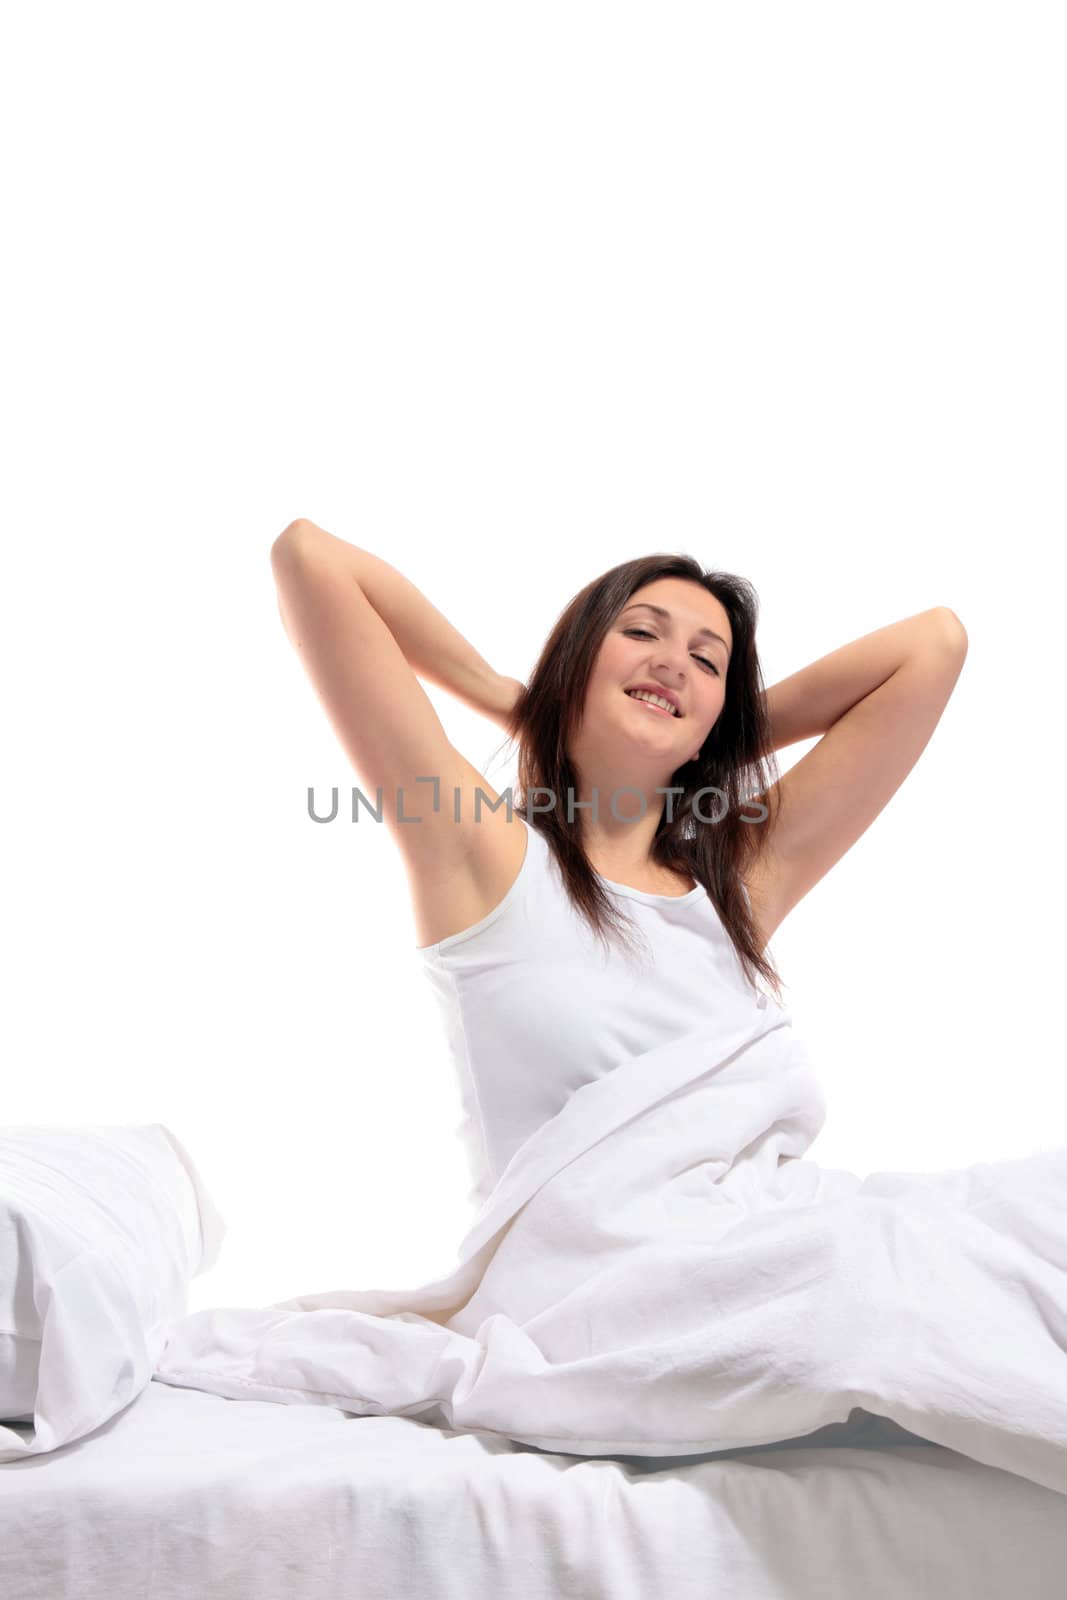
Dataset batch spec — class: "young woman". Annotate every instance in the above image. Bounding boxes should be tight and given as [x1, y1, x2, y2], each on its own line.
[270, 515, 966, 989]
[269, 515, 968, 1198]
[156, 551, 1067, 1489]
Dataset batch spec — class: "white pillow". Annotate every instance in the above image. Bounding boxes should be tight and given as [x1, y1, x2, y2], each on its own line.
[0, 1122, 226, 1461]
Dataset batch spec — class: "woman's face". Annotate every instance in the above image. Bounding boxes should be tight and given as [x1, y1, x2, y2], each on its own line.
[573, 577, 733, 777]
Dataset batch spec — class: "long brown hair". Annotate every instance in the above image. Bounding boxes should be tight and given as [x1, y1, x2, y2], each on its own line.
[494, 553, 786, 1002]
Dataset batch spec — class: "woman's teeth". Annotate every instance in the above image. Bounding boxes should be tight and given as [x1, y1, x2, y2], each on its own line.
[626, 690, 676, 717]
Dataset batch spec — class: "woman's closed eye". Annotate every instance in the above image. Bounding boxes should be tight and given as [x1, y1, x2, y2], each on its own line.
[624, 628, 720, 677]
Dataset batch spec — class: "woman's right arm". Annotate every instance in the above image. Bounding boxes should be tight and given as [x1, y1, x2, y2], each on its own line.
[272, 519, 516, 726]
[269, 518, 519, 875]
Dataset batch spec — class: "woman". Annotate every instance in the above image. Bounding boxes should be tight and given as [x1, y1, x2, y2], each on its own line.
[268, 514, 968, 1204]
[155, 523, 1067, 1490]
[269, 515, 967, 998]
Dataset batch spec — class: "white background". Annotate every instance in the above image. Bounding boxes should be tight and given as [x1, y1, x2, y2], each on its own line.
[3, 3, 1063, 1314]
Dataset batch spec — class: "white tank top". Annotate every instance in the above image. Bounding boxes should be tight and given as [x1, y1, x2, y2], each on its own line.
[416, 813, 771, 1209]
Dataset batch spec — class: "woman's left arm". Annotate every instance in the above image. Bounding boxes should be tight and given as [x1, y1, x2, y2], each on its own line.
[745, 607, 969, 942]
[761, 606, 968, 754]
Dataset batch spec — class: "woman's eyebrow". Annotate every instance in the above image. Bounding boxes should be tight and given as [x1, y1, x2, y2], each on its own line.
[621, 602, 731, 657]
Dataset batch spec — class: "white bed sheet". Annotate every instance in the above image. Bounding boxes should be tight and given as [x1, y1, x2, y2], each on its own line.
[2, 1380, 1066, 1598]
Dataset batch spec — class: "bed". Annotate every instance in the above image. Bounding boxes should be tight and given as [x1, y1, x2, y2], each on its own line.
[4, 1092, 1067, 1599]
[3, 1378, 1067, 1598]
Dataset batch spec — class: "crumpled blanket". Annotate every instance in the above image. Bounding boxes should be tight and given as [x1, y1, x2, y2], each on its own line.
[152, 1010, 1067, 1498]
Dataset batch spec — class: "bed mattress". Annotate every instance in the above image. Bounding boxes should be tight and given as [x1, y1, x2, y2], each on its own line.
[2, 1379, 1066, 1599]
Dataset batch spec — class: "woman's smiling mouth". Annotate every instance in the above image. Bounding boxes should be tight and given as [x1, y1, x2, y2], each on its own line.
[625, 689, 680, 718]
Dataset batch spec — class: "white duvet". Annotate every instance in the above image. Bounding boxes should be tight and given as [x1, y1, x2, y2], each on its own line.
[153, 1009, 1067, 1498]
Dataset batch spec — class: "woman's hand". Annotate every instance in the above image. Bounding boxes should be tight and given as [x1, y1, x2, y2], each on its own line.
[485, 674, 528, 737]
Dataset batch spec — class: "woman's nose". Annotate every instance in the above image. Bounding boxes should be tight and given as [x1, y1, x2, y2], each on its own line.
[653, 648, 686, 682]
